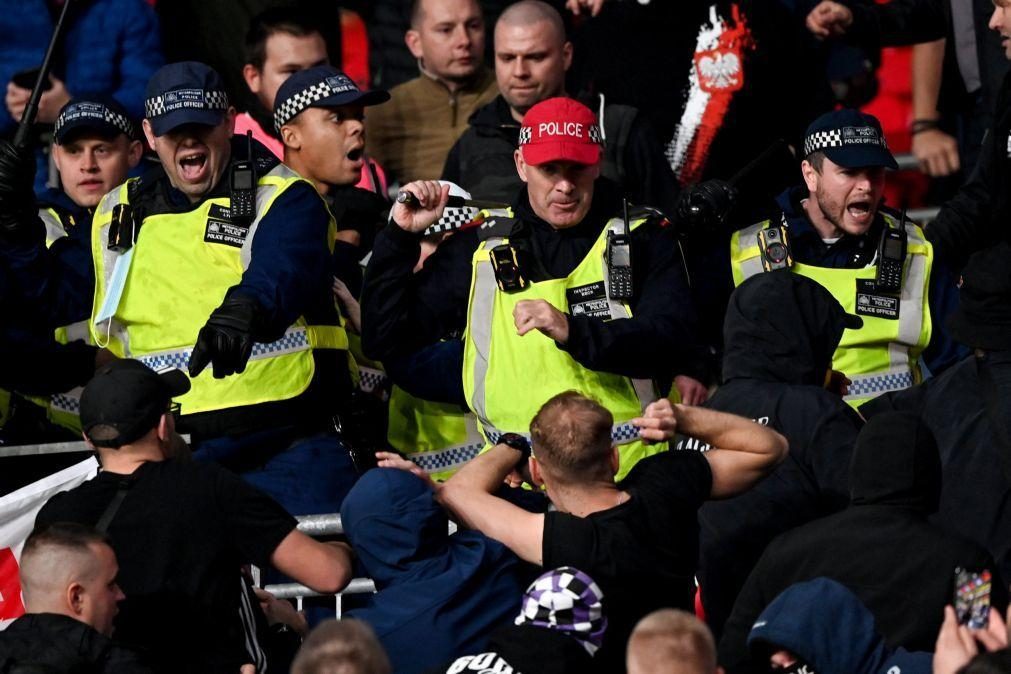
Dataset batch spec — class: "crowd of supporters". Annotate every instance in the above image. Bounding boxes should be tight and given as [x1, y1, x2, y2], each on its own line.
[2, 0, 1011, 673]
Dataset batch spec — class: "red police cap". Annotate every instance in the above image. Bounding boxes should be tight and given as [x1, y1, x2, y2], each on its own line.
[518, 97, 602, 166]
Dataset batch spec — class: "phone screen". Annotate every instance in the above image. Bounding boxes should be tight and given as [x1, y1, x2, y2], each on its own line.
[954, 568, 992, 629]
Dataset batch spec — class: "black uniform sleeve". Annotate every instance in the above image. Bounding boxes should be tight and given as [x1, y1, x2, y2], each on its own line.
[214, 466, 298, 568]
[360, 223, 477, 361]
[560, 222, 709, 382]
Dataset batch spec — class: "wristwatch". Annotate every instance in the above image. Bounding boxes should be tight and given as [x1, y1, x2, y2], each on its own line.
[498, 432, 532, 464]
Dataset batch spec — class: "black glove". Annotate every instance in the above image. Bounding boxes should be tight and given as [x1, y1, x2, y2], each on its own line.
[0, 139, 39, 242]
[675, 179, 738, 234]
[188, 294, 261, 379]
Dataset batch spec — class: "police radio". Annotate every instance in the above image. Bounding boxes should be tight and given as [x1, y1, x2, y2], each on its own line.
[875, 212, 907, 294]
[757, 219, 793, 272]
[607, 200, 634, 300]
[490, 244, 527, 292]
[229, 131, 257, 222]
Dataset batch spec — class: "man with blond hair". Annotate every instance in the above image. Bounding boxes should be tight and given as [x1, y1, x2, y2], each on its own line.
[628, 609, 723, 674]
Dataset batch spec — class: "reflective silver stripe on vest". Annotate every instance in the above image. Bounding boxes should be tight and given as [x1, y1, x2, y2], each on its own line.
[484, 422, 643, 447]
[135, 326, 312, 372]
[358, 366, 388, 394]
[412, 442, 486, 474]
[467, 237, 503, 427]
[51, 388, 83, 414]
[845, 366, 914, 400]
[736, 222, 766, 280]
[239, 163, 303, 270]
[603, 218, 656, 413]
[62, 320, 91, 343]
[39, 208, 66, 244]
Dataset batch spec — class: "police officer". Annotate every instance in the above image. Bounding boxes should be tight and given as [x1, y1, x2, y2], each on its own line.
[0, 96, 143, 440]
[362, 97, 707, 479]
[729, 109, 963, 408]
[0, 62, 355, 516]
[275, 66, 487, 480]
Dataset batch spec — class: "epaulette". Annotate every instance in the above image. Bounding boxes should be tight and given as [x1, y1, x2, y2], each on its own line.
[626, 204, 672, 229]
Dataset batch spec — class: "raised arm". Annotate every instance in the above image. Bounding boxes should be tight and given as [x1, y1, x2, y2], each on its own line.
[633, 399, 788, 498]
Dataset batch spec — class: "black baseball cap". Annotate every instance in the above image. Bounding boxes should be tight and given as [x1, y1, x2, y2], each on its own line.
[144, 61, 230, 136]
[273, 65, 389, 131]
[803, 109, 898, 170]
[947, 241, 1011, 351]
[54, 95, 136, 145]
[81, 360, 190, 448]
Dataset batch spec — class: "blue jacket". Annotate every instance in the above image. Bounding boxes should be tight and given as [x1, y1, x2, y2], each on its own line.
[773, 186, 968, 375]
[748, 578, 932, 674]
[342, 469, 525, 674]
[0, 0, 163, 193]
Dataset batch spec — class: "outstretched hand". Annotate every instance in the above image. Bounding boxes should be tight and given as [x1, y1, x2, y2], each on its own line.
[375, 451, 440, 491]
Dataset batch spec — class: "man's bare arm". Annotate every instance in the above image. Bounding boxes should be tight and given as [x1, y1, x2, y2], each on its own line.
[633, 400, 788, 498]
[438, 444, 545, 565]
[270, 530, 353, 594]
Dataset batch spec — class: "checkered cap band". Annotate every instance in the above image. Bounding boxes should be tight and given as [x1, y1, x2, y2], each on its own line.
[144, 89, 228, 119]
[274, 80, 352, 130]
[55, 103, 135, 139]
[516, 566, 607, 655]
[803, 129, 843, 157]
[518, 123, 603, 146]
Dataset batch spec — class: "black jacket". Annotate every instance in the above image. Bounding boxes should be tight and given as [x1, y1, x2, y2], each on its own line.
[442, 95, 681, 218]
[718, 411, 1003, 673]
[0, 613, 152, 673]
[926, 70, 1011, 271]
[862, 351, 1011, 581]
[361, 178, 708, 389]
[680, 272, 863, 638]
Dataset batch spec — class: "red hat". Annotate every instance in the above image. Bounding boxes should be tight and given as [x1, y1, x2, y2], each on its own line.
[518, 97, 602, 166]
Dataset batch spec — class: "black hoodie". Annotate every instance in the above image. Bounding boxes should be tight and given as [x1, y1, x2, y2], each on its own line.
[718, 412, 1003, 674]
[678, 272, 863, 637]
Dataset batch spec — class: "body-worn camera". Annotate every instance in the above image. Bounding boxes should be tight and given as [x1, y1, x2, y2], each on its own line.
[757, 225, 793, 272]
[490, 244, 527, 292]
[107, 203, 137, 253]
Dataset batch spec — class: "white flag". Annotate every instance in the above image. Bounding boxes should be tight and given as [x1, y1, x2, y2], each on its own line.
[0, 457, 98, 628]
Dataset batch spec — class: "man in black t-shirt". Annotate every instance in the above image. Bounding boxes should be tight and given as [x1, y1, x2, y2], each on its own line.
[36, 360, 355, 674]
[378, 391, 787, 673]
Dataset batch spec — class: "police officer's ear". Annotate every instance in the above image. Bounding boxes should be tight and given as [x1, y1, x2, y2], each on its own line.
[279, 122, 301, 151]
[141, 119, 157, 151]
[127, 139, 143, 169]
[609, 445, 620, 477]
[514, 149, 529, 184]
[800, 159, 820, 193]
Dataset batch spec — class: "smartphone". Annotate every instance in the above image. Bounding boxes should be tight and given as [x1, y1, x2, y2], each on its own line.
[11, 68, 52, 92]
[954, 567, 992, 629]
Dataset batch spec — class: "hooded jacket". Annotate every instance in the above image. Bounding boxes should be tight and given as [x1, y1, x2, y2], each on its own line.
[341, 469, 526, 674]
[747, 578, 931, 674]
[719, 412, 1002, 673]
[682, 272, 863, 636]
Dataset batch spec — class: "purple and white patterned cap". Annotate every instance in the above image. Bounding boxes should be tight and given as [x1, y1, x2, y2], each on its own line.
[515, 566, 607, 655]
